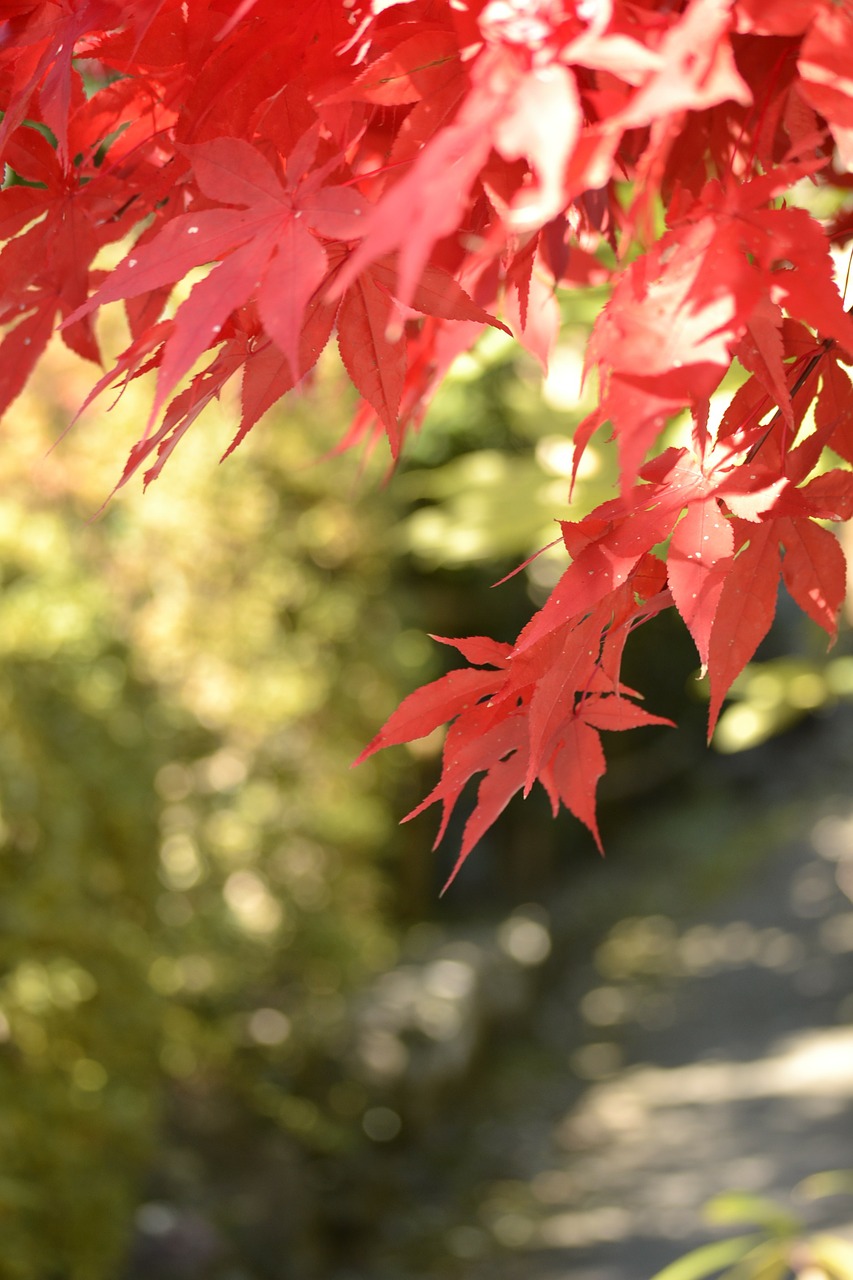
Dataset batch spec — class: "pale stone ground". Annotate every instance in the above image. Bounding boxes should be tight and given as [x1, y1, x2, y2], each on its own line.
[458, 735, 853, 1280]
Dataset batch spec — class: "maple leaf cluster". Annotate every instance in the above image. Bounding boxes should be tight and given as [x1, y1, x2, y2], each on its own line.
[3, 0, 853, 887]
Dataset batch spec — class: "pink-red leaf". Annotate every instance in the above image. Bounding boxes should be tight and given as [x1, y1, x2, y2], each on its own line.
[228, 298, 337, 458]
[405, 707, 525, 847]
[184, 136, 286, 208]
[429, 635, 512, 667]
[541, 721, 606, 853]
[668, 498, 734, 669]
[150, 235, 272, 427]
[780, 518, 846, 642]
[525, 613, 601, 790]
[707, 524, 782, 736]
[370, 259, 509, 331]
[64, 210, 260, 321]
[354, 667, 501, 765]
[339, 30, 460, 107]
[256, 221, 328, 379]
[579, 696, 675, 732]
[443, 747, 528, 893]
[337, 274, 406, 441]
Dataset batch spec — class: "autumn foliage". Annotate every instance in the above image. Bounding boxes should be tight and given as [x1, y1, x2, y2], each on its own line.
[3, 0, 853, 886]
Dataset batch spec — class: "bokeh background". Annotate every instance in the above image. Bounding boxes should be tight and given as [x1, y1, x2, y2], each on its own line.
[3, 289, 853, 1280]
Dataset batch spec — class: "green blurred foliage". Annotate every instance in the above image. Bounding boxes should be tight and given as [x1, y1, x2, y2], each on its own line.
[0, 653, 162, 1278]
[652, 1180, 853, 1280]
[0, 340, 434, 1277]
[712, 655, 853, 754]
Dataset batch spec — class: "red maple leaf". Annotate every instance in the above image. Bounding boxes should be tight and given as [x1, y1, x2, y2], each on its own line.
[3, 0, 853, 882]
[65, 134, 368, 424]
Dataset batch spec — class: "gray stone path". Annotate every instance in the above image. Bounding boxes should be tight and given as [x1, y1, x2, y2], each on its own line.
[461, 782, 853, 1280]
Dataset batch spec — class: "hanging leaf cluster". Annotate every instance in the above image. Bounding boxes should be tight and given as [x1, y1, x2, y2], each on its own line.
[3, 0, 853, 886]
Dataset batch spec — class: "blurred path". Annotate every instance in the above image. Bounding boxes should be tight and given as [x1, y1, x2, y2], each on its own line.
[462, 756, 853, 1280]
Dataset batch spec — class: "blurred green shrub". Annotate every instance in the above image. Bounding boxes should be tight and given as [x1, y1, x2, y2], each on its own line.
[712, 656, 853, 754]
[0, 653, 164, 1278]
[0, 345, 427, 1277]
[652, 1179, 853, 1280]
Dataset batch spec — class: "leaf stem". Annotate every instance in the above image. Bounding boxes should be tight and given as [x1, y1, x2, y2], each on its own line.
[744, 335, 838, 465]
